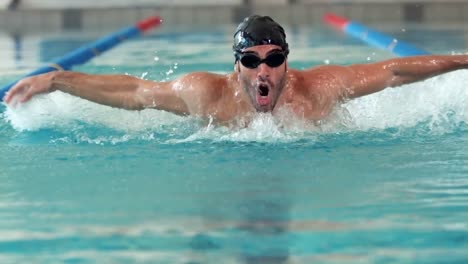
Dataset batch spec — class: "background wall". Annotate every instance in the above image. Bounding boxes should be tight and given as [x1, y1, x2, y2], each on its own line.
[0, 0, 468, 33]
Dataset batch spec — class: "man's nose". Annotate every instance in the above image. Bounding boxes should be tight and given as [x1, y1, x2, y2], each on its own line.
[257, 63, 270, 79]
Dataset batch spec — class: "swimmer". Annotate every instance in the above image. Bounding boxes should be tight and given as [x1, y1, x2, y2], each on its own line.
[4, 15, 468, 123]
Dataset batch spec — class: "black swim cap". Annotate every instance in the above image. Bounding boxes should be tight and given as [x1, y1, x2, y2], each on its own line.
[233, 15, 289, 60]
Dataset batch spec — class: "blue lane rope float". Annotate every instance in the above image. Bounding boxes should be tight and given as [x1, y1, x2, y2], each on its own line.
[0, 16, 162, 101]
[323, 13, 431, 56]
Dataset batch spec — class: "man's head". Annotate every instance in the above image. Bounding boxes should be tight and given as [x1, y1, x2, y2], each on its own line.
[233, 15, 289, 113]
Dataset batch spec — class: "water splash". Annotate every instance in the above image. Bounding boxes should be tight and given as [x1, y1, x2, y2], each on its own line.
[343, 70, 467, 134]
[1, 71, 467, 144]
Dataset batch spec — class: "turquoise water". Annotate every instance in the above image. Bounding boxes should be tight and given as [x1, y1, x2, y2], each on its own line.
[0, 24, 467, 263]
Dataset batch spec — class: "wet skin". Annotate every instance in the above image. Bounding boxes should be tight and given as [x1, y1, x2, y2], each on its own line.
[4, 44, 468, 124]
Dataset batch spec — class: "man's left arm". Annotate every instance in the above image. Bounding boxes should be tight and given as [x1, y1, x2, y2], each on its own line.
[333, 54, 468, 99]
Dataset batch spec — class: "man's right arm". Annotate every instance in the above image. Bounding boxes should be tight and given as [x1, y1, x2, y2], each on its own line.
[3, 71, 190, 115]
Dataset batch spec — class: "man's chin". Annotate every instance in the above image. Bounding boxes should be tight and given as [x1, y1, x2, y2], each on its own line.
[255, 94, 274, 112]
[255, 104, 273, 113]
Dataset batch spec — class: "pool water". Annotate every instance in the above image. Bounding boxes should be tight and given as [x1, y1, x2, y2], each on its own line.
[0, 24, 467, 263]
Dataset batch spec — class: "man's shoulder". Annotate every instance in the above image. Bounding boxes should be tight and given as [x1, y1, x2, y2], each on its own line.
[292, 65, 347, 78]
[176, 71, 232, 101]
[291, 65, 352, 86]
[289, 65, 351, 100]
[174, 71, 233, 116]
[179, 71, 228, 86]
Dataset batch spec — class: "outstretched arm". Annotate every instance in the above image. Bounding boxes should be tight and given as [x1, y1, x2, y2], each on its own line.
[320, 54, 468, 99]
[3, 71, 191, 115]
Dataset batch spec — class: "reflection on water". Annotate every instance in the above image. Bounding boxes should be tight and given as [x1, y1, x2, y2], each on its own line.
[236, 198, 290, 264]
[232, 173, 291, 264]
[0, 130, 467, 263]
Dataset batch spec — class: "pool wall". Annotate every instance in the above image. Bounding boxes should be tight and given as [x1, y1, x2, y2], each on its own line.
[1, 1, 468, 33]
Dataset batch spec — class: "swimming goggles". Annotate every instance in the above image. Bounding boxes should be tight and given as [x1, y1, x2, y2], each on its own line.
[237, 51, 286, 69]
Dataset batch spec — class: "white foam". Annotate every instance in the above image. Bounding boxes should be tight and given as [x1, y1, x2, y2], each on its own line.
[343, 70, 467, 132]
[3, 91, 187, 133]
[2, 70, 467, 142]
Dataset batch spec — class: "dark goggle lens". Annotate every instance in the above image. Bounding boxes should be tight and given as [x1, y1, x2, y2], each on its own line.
[240, 53, 285, 69]
[265, 53, 286, 67]
[240, 55, 261, 69]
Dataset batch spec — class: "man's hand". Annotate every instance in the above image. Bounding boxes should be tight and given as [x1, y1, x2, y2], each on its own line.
[3, 72, 56, 105]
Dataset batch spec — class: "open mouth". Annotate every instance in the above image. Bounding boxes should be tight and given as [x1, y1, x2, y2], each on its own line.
[258, 84, 270, 96]
[256, 84, 271, 108]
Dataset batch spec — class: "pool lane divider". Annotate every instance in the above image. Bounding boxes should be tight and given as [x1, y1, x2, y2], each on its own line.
[0, 15, 162, 101]
[323, 13, 431, 56]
